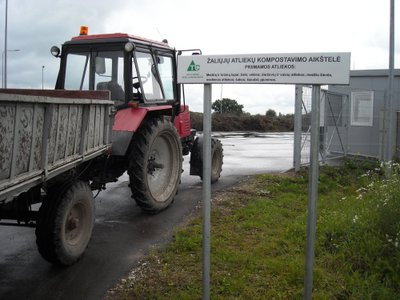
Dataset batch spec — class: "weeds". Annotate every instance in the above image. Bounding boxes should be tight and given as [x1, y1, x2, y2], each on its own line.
[106, 159, 400, 299]
[317, 160, 400, 298]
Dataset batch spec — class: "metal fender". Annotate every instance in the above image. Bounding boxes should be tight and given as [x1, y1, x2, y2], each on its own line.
[111, 105, 172, 155]
[173, 105, 191, 138]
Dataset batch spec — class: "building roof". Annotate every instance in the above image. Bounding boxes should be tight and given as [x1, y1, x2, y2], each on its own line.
[350, 69, 400, 77]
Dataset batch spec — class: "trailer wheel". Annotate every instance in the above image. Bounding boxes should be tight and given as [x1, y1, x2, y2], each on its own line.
[128, 117, 182, 214]
[190, 137, 223, 183]
[36, 181, 95, 266]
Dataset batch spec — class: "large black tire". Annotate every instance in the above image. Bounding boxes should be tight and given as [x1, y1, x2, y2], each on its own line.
[210, 138, 223, 182]
[190, 136, 223, 183]
[36, 181, 95, 266]
[128, 117, 182, 214]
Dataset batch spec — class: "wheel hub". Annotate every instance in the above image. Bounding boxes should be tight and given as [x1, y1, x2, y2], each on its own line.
[148, 154, 164, 175]
[65, 204, 85, 243]
[67, 215, 80, 231]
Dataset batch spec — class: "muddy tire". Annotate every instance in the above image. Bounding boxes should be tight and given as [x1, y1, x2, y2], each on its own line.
[190, 136, 223, 183]
[128, 117, 182, 214]
[36, 181, 95, 266]
[210, 138, 223, 182]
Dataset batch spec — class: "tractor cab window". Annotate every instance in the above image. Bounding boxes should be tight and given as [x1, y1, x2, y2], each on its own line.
[64, 50, 125, 103]
[134, 52, 163, 101]
[133, 51, 175, 102]
[64, 52, 90, 90]
[157, 56, 174, 100]
[94, 51, 125, 103]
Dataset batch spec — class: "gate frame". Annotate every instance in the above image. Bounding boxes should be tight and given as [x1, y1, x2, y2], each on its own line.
[294, 85, 350, 171]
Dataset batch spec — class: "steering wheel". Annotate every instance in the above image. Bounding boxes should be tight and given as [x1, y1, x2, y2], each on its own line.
[132, 76, 148, 90]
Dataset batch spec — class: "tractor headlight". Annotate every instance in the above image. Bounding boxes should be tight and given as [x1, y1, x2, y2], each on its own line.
[124, 42, 135, 53]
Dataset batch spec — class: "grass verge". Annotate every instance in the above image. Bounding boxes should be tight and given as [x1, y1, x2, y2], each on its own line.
[106, 160, 400, 299]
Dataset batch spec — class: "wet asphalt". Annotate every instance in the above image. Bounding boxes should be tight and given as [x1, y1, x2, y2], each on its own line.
[0, 132, 293, 300]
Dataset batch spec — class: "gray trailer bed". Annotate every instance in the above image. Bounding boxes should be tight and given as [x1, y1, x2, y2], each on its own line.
[0, 89, 114, 204]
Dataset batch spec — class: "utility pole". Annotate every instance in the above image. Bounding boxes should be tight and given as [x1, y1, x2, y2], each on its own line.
[386, 0, 395, 166]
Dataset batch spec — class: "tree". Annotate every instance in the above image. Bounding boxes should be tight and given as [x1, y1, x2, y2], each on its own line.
[212, 98, 244, 115]
[266, 109, 277, 118]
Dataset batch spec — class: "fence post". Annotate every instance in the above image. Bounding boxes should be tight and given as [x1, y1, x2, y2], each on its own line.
[294, 85, 303, 171]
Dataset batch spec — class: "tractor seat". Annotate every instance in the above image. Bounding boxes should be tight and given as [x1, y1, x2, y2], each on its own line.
[96, 81, 125, 101]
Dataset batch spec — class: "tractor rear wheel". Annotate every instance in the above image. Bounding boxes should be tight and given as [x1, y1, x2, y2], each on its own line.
[190, 136, 223, 183]
[128, 117, 182, 214]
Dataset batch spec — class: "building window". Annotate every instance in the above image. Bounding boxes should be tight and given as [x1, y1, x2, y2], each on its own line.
[350, 91, 374, 126]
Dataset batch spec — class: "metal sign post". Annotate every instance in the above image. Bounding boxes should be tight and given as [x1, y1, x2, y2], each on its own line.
[304, 85, 321, 300]
[202, 84, 212, 300]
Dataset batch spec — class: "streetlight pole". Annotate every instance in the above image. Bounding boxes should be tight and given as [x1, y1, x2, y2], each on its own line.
[1, 51, 3, 88]
[220, 84, 223, 114]
[4, 0, 8, 88]
[2, 49, 20, 88]
[42, 65, 45, 89]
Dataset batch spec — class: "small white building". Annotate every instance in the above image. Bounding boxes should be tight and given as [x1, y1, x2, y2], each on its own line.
[324, 69, 400, 160]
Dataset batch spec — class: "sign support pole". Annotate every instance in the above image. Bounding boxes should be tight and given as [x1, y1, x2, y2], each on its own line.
[304, 85, 321, 300]
[202, 83, 212, 300]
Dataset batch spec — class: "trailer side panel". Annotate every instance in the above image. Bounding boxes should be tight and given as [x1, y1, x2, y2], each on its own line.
[0, 90, 114, 204]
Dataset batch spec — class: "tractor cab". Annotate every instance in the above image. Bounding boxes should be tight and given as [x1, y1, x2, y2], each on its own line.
[52, 27, 179, 109]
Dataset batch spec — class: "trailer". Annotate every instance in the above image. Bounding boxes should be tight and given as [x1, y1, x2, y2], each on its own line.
[0, 89, 113, 265]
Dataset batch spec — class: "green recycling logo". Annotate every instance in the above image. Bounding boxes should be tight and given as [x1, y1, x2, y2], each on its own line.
[187, 60, 200, 72]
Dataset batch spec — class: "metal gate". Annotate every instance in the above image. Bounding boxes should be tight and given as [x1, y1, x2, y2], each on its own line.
[294, 85, 349, 169]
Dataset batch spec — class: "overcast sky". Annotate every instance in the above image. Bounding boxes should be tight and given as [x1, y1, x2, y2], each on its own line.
[1, 0, 399, 114]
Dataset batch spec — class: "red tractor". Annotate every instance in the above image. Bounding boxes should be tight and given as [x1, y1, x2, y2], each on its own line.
[0, 27, 223, 266]
[50, 27, 223, 210]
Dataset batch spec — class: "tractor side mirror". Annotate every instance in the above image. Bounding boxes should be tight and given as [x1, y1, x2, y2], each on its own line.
[50, 46, 61, 58]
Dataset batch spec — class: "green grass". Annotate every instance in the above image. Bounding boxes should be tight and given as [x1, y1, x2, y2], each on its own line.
[106, 159, 400, 299]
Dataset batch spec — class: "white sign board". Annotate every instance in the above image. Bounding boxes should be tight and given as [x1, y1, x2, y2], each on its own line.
[178, 52, 350, 85]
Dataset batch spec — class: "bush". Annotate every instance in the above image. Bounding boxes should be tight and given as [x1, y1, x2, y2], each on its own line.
[189, 111, 294, 132]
